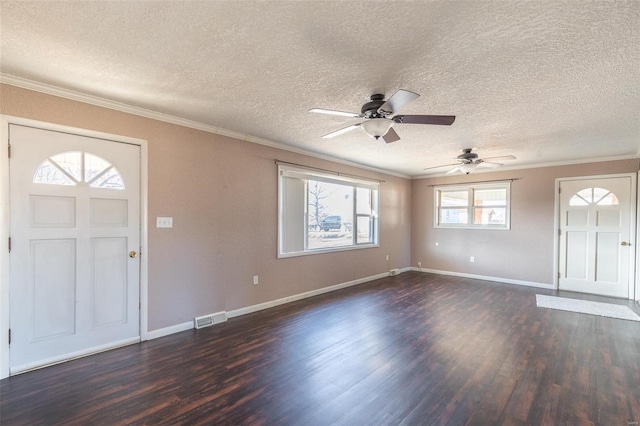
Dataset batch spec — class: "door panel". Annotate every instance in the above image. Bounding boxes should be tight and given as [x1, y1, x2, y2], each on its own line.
[9, 124, 140, 373]
[31, 239, 76, 340]
[558, 177, 633, 298]
[566, 231, 588, 279]
[92, 237, 129, 327]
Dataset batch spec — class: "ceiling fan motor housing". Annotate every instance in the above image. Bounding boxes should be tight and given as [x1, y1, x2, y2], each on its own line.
[457, 148, 478, 161]
[361, 94, 386, 118]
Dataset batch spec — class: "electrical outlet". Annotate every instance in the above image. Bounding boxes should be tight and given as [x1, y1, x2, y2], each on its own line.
[470, 256, 475, 263]
[386, 254, 389, 261]
[253, 275, 259, 285]
[418, 262, 422, 268]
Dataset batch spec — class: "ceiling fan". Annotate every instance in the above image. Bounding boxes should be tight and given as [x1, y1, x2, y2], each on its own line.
[424, 148, 516, 175]
[309, 89, 455, 143]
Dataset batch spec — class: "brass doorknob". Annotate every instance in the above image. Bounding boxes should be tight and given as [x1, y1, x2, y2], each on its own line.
[129, 250, 138, 258]
[621, 241, 631, 246]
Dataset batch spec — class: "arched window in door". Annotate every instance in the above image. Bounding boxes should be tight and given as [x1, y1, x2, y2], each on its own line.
[33, 151, 125, 189]
[569, 187, 619, 206]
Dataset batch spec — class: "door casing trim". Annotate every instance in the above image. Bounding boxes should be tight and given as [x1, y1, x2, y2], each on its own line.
[0, 115, 149, 379]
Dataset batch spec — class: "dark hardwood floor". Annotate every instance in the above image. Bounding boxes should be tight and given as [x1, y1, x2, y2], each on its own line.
[1, 272, 639, 425]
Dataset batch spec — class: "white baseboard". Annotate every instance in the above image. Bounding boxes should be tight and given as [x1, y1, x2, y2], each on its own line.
[413, 267, 555, 290]
[227, 271, 391, 318]
[145, 321, 194, 340]
[146, 269, 403, 340]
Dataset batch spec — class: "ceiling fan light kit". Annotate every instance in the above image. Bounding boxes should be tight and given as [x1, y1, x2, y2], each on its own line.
[310, 89, 455, 143]
[361, 118, 393, 139]
[459, 163, 479, 175]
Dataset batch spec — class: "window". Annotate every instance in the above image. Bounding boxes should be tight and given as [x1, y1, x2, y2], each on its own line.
[34, 151, 125, 189]
[278, 164, 379, 257]
[569, 187, 619, 206]
[435, 182, 510, 229]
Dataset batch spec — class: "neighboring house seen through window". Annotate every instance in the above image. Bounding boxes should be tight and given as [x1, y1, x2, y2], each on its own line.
[434, 182, 510, 229]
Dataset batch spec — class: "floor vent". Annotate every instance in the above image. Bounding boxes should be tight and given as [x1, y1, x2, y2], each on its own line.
[194, 311, 227, 329]
[389, 268, 400, 276]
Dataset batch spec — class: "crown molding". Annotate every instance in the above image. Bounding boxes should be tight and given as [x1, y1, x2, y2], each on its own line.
[0, 73, 410, 180]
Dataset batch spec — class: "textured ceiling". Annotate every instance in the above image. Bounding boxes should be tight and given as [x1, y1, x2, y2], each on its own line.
[1, 1, 639, 177]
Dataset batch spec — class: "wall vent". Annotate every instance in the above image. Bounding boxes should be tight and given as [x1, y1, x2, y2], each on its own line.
[389, 268, 400, 276]
[194, 311, 227, 329]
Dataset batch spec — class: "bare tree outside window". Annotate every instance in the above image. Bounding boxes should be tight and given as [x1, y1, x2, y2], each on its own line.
[308, 180, 330, 230]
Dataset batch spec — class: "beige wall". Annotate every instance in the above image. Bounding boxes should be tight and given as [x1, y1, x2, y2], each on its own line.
[3, 83, 637, 334]
[411, 159, 640, 284]
[1, 85, 412, 331]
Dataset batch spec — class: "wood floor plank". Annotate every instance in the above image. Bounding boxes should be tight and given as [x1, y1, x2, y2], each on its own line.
[1, 272, 639, 425]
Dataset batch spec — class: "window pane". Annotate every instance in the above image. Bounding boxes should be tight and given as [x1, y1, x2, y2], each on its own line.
[85, 153, 111, 182]
[596, 192, 619, 205]
[33, 160, 76, 186]
[440, 208, 468, 224]
[440, 190, 468, 207]
[281, 177, 305, 253]
[307, 180, 353, 251]
[474, 189, 506, 206]
[356, 216, 372, 244]
[50, 151, 82, 182]
[474, 207, 506, 225]
[356, 187, 371, 214]
[90, 167, 125, 189]
[592, 187, 610, 202]
[575, 188, 593, 203]
[569, 195, 589, 206]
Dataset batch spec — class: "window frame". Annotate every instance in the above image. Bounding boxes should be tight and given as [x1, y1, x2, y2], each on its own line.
[434, 181, 511, 230]
[278, 164, 379, 258]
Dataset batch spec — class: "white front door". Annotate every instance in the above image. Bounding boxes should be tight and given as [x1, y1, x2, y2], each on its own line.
[9, 124, 141, 373]
[558, 176, 634, 298]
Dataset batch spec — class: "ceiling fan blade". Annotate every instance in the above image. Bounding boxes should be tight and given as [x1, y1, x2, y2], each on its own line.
[321, 123, 361, 138]
[382, 127, 400, 143]
[377, 89, 420, 115]
[423, 163, 460, 171]
[481, 155, 516, 162]
[445, 166, 463, 175]
[309, 108, 361, 118]
[479, 161, 504, 168]
[393, 115, 456, 125]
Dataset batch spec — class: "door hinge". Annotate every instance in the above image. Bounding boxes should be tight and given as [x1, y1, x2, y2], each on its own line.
[7, 144, 11, 159]
[8, 329, 11, 345]
[8, 237, 11, 253]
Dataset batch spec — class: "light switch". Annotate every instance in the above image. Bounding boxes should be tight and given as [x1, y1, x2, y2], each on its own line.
[156, 217, 173, 228]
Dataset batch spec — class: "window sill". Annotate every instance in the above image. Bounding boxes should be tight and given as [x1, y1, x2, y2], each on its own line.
[278, 243, 379, 259]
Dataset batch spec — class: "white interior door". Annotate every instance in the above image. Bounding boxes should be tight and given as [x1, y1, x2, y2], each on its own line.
[558, 177, 634, 298]
[9, 124, 140, 373]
